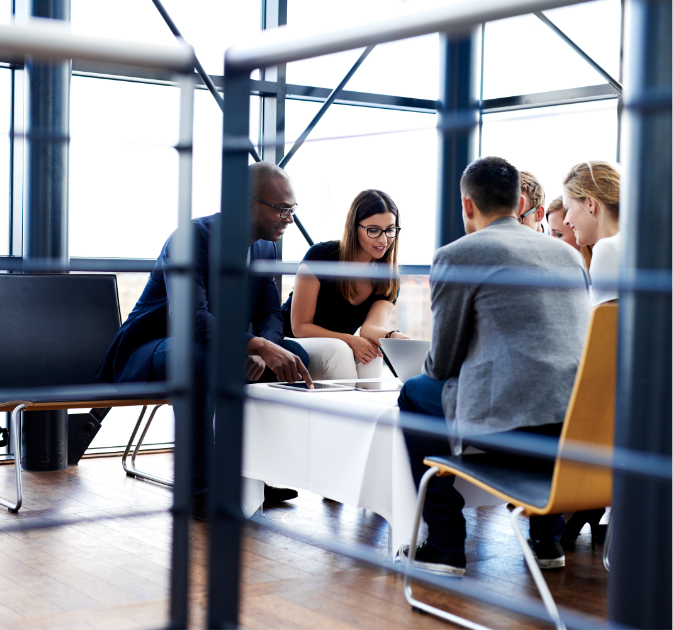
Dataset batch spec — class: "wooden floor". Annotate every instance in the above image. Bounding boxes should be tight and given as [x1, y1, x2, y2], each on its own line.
[0, 453, 609, 629]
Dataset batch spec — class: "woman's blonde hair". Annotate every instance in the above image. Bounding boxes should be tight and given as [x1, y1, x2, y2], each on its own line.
[562, 161, 620, 220]
[547, 195, 593, 269]
[337, 189, 400, 305]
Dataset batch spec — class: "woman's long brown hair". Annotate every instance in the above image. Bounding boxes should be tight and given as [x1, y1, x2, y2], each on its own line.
[337, 189, 400, 304]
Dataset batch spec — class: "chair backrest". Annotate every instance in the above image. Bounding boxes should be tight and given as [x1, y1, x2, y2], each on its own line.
[0, 274, 121, 389]
[547, 303, 618, 513]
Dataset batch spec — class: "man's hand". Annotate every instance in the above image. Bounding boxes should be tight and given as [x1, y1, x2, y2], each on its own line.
[247, 337, 313, 388]
[245, 355, 266, 381]
[346, 336, 383, 364]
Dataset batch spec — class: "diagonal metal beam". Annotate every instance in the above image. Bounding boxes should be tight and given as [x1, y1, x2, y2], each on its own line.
[150, 0, 261, 162]
[534, 11, 623, 95]
[279, 45, 375, 169]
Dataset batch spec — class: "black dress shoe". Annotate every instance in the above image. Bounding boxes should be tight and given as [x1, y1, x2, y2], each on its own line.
[264, 484, 298, 504]
[560, 509, 606, 550]
[190, 491, 209, 521]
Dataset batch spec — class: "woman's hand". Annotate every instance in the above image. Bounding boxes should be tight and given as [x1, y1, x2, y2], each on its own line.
[390, 331, 411, 340]
[347, 336, 383, 364]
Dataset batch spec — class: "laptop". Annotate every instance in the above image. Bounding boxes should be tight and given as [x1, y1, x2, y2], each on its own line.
[379, 338, 431, 383]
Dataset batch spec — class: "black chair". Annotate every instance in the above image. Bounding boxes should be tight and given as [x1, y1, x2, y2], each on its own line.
[0, 274, 169, 512]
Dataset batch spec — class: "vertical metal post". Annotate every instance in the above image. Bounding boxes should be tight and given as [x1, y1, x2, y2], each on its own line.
[208, 61, 250, 629]
[168, 70, 196, 629]
[261, 0, 287, 167]
[435, 29, 481, 248]
[21, 0, 70, 472]
[262, 0, 287, 290]
[609, 1, 672, 628]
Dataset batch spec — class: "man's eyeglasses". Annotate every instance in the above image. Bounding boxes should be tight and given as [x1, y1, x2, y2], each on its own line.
[251, 196, 298, 219]
[518, 206, 539, 224]
[359, 224, 402, 239]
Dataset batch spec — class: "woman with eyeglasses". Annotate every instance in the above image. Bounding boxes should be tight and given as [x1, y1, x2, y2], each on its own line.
[562, 161, 620, 305]
[281, 189, 410, 380]
[546, 195, 593, 271]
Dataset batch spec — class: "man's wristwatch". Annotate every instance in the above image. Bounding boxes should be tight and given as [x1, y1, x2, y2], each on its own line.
[385, 330, 400, 339]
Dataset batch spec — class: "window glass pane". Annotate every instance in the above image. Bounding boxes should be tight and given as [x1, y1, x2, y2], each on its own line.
[483, 0, 621, 99]
[69, 77, 180, 259]
[480, 100, 619, 202]
[71, 0, 262, 76]
[0, 69, 10, 255]
[0, 0, 9, 24]
[192, 91, 260, 220]
[282, 100, 436, 265]
[286, 0, 438, 100]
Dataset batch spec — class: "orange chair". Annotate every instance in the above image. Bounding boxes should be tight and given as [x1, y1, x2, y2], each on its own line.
[404, 304, 617, 630]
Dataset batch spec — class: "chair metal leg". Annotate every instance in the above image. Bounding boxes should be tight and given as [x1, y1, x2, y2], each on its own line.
[0, 404, 25, 513]
[402, 467, 490, 630]
[602, 518, 611, 572]
[122, 404, 173, 488]
[510, 506, 567, 630]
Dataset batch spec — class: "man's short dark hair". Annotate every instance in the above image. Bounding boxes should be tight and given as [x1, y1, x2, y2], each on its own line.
[460, 156, 520, 216]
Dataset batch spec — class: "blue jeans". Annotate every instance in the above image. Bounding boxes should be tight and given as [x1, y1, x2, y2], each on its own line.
[149, 337, 309, 495]
[399, 374, 564, 553]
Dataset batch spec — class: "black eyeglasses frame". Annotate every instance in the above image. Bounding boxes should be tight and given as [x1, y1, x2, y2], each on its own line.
[358, 224, 402, 239]
[251, 196, 298, 219]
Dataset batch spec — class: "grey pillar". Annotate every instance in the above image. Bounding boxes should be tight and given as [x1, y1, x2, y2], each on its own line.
[608, 1, 672, 628]
[22, 0, 71, 472]
[208, 66, 250, 629]
[435, 29, 481, 248]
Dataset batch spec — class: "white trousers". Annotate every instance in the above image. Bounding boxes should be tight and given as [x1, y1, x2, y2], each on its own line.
[290, 337, 383, 380]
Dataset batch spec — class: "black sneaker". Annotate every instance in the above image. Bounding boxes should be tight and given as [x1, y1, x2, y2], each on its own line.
[401, 541, 466, 577]
[527, 537, 565, 569]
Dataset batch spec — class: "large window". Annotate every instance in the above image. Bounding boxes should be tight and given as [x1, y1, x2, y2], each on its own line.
[283, 101, 436, 264]
[71, 0, 262, 76]
[481, 100, 619, 201]
[483, 0, 621, 98]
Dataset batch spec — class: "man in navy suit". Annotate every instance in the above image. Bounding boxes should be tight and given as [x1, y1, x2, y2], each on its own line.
[97, 162, 311, 517]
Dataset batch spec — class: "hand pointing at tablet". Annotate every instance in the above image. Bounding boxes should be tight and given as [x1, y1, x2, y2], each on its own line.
[247, 337, 314, 388]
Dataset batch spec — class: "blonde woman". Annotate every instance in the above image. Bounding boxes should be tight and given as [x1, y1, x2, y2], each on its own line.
[563, 161, 620, 304]
[281, 189, 409, 380]
[546, 195, 593, 270]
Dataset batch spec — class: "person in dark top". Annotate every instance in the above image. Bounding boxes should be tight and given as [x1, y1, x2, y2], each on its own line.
[97, 162, 312, 519]
[282, 189, 409, 379]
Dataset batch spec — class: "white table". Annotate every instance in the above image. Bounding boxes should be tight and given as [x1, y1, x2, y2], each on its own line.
[241, 379, 502, 555]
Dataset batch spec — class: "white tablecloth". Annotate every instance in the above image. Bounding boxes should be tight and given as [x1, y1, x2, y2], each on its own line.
[241, 379, 502, 554]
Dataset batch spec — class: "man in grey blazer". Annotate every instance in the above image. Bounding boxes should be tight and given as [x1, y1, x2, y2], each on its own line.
[399, 156, 589, 577]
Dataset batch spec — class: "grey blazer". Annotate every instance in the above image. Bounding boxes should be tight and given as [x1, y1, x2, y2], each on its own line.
[423, 217, 590, 450]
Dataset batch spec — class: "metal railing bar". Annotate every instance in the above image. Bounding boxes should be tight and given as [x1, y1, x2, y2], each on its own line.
[279, 45, 375, 169]
[149, 0, 262, 164]
[245, 389, 672, 482]
[248, 260, 672, 293]
[0, 382, 171, 405]
[0, 257, 429, 275]
[219, 95, 617, 154]
[67, 63, 620, 115]
[482, 83, 619, 113]
[285, 82, 437, 112]
[0, 19, 194, 71]
[225, 0, 594, 71]
[246, 516, 616, 630]
[534, 11, 622, 95]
